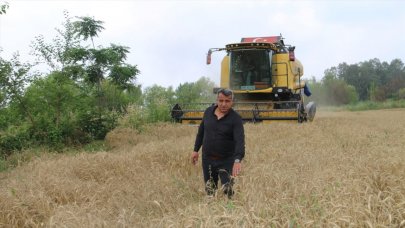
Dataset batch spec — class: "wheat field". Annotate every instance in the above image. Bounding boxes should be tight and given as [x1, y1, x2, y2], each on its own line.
[0, 109, 404, 227]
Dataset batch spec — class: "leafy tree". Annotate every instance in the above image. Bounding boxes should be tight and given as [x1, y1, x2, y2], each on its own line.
[31, 11, 80, 71]
[72, 16, 105, 48]
[143, 85, 175, 122]
[0, 2, 8, 15]
[23, 72, 88, 146]
[175, 76, 216, 104]
[0, 11, 141, 155]
[326, 58, 405, 102]
[30, 12, 140, 140]
[0, 54, 36, 127]
[306, 77, 328, 105]
[398, 88, 405, 100]
[322, 69, 358, 105]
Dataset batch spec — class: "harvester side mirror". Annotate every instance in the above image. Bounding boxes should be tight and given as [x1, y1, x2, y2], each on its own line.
[206, 49, 212, 65]
[288, 46, 295, 61]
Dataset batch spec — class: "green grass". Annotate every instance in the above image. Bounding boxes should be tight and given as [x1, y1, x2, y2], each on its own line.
[0, 158, 7, 172]
[318, 99, 405, 112]
[345, 99, 405, 111]
[82, 140, 109, 153]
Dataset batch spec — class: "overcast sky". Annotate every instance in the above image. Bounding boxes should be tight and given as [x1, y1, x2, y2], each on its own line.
[1, 0, 405, 89]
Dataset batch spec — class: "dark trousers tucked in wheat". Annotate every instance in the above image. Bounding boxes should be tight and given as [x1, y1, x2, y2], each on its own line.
[202, 157, 234, 198]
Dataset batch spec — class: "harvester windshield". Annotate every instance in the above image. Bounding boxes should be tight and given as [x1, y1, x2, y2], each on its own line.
[230, 50, 273, 91]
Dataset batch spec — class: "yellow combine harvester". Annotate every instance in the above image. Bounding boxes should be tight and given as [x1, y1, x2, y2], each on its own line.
[171, 35, 316, 124]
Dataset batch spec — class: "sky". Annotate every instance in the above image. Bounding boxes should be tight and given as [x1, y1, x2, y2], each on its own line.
[1, 0, 405, 89]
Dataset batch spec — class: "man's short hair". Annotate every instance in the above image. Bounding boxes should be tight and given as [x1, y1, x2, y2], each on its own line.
[217, 88, 234, 100]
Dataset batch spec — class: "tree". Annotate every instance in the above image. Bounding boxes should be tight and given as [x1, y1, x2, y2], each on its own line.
[332, 58, 405, 102]
[0, 12, 141, 154]
[31, 11, 80, 71]
[0, 54, 35, 155]
[30, 12, 141, 138]
[72, 16, 105, 48]
[398, 88, 405, 100]
[23, 72, 87, 146]
[0, 2, 8, 15]
[0, 54, 36, 127]
[143, 85, 175, 122]
[306, 70, 359, 106]
[175, 76, 216, 104]
[306, 77, 328, 105]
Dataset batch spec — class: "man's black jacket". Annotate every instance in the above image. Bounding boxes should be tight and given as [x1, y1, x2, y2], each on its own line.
[194, 105, 245, 161]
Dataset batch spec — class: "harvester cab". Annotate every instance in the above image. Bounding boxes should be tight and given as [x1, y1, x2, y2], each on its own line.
[171, 35, 316, 124]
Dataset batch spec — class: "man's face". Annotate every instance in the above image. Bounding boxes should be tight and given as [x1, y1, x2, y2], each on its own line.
[216, 93, 233, 114]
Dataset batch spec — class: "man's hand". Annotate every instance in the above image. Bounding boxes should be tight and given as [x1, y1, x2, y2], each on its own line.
[191, 151, 199, 165]
[232, 162, 242, 176]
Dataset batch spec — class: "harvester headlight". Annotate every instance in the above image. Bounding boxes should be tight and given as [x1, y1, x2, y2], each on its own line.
[275, 93, 278, 97]
[277, 88, 283, 93]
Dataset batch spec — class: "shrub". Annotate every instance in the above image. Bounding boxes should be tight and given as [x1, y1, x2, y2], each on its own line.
[78, 110, 119, 140]
[398, 88, 405, 100]
[0, 126, 29, 157]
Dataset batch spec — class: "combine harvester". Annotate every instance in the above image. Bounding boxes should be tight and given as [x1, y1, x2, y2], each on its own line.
[171, 35, 316, 124]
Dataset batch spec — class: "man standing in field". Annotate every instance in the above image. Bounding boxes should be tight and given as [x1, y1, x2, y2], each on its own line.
[191, 88, 245, 198]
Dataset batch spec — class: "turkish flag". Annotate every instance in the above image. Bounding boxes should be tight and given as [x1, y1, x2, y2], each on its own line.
[241, 36, 281, 43]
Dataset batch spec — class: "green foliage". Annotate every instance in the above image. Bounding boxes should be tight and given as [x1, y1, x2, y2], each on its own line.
[0, 102, 22, 129]
[77, 81, 142, 139]
[72, 16, 105, 47]
[306, 76, 358, 106]
[0, 54, 34, 105]
[305, 77, 326, 105]
[0, 12, 142, 156]
[110, 63, 140, 90]
[0, 158, 6, 172]
[175, 76, 216, 104]
[31, 11, 80, 71]
[0, 54, 36, 130]
[0, 2, 9, 15]
[398, 88, 405, 100]
[83, 140, 108, 153]
[327, 58, 405, 101]
[120, 104, 147, 131]
[0, 125, 29, 157]
[324, 78, 358, 105]
[143, 85, 175, 123]
[21, 72, 87, 147]
[121, 76, 217, 129]
[78, 110, 115, 140]
[310, 57, 405, 108]
[344, 99, 405, 111]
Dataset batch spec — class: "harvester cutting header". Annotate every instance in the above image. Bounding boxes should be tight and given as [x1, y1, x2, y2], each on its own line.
[171, 35, 316, 124]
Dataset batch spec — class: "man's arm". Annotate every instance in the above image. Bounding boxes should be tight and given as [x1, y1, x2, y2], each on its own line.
[192, 120, 204, 165]
[233, 116, 245, 161]
[194, 120, 204, 152]
[232, 116, 245, 176]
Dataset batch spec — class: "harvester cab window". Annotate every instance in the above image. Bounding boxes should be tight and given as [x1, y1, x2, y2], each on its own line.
[230, 50, 272, 90]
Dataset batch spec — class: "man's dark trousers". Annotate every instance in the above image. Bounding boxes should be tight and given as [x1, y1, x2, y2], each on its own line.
[202, 156, 234, 197]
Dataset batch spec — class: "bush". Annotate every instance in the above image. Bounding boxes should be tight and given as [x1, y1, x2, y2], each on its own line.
[78, 110, 119, 140]
[398, 88, 405, 100]
[118, 105, 147, 131]
[0, 126, 29, 157]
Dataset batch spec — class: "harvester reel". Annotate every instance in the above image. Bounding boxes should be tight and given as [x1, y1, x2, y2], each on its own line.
[252, 104, 260, 122]
[171, 104, 183, 122]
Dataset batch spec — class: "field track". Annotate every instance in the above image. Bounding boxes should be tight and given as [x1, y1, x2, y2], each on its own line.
[1, 109, 404, 227]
